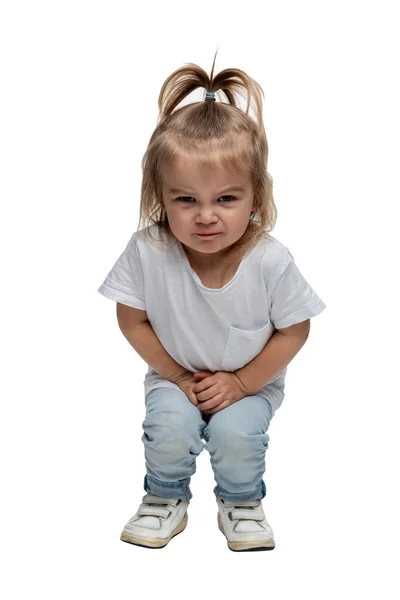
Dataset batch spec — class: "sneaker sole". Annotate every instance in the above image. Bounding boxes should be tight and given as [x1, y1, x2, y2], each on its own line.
[218, 513, 275, 552]
[120, 513, 188, 549]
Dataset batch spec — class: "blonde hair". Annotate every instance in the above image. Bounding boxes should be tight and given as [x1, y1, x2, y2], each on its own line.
[136, 49, 277, 265]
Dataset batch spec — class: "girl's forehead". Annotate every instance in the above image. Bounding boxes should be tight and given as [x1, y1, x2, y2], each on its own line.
[162, 160, 251, 192]
[168, 154, 230, 174]
[163, 152, 249, 181]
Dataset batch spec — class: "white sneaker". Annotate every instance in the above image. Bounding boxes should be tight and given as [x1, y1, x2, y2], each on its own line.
[120, 493, 189, 548]
[217, 497, 275, 551]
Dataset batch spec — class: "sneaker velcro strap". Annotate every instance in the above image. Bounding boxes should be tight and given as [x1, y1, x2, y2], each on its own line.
[222, 499, 260, 508]
[229, 506, 265, 521]
[143, 494, 181, 506]
[138, 505, 171, 518]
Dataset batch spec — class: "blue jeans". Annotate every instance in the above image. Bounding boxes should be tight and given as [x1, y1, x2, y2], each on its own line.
[141, 387, 274, 502]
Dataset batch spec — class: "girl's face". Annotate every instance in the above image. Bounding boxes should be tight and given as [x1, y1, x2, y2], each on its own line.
[160, 154, 257, 268]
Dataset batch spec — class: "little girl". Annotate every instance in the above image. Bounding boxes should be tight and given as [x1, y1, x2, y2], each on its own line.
[98, 51, 326, 552]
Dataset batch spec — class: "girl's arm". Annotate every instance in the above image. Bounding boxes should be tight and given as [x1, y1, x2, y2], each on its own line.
[234, 320, 310, 396]
[119, 319, 189, 384]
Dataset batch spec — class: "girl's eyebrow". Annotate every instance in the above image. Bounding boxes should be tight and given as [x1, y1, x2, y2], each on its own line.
[168, 186, 245, 194]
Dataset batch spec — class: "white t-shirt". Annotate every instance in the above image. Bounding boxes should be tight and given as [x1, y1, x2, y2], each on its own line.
[97, 225, 326, 416]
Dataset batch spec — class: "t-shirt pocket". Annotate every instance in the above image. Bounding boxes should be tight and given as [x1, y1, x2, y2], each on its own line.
[221, 320, 274, 371]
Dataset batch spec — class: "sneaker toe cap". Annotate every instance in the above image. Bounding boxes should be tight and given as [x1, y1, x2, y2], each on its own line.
[125, 515, 161, 531]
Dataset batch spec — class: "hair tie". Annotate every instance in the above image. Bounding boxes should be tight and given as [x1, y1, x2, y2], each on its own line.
[205, 91, 216, 102]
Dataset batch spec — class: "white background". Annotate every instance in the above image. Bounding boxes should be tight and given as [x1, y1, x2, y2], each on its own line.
[1, 1, 399, 598]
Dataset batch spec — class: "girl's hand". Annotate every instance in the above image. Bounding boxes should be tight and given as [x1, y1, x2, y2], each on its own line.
[173, 371, 214, 408]
[192, 371, 247, 415]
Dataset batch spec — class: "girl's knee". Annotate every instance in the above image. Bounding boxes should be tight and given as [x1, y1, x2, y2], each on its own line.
[142, 405, 202, 445]
[142, 413, 202, 457]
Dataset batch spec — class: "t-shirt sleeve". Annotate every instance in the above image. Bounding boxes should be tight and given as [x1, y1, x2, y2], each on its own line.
[269, 249, 326, 329]
[97, 234, 146, 310]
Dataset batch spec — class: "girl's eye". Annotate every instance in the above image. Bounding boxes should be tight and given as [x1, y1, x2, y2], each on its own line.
[177, 195, 236, 203]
